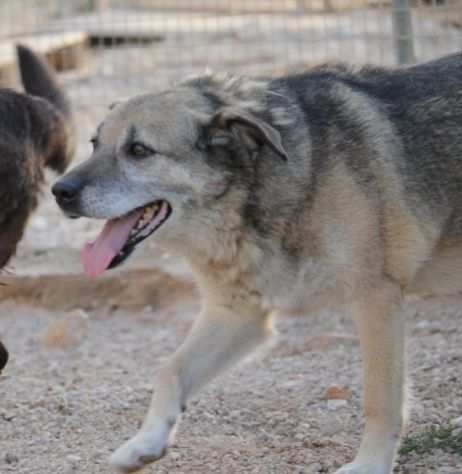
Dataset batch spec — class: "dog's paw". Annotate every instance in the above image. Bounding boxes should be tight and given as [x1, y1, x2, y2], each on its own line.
[334, 462, 390, 474]
[110, 426, 170, 473]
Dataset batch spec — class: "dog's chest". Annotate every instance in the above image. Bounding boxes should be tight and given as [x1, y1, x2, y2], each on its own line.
[255, 255, 341, 312]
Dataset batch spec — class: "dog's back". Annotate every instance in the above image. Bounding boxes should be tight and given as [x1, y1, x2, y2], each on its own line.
[350, 53, 462, 225]
[276, 55, 462, 226]
[270, 53, 462, 296]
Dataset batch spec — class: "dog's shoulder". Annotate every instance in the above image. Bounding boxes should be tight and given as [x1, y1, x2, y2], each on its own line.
[0, 88, 50, 213]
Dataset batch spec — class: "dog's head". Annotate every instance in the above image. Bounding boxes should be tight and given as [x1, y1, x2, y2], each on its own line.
[53, 78, 288, 276]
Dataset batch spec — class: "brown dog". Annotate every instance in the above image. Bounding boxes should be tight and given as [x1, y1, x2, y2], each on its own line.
[0, 45, 74, 371]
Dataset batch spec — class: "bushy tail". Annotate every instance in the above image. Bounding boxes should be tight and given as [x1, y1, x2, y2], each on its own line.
[16, 44, 71, 119]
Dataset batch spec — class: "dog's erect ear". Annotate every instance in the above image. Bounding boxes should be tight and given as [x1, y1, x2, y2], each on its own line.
[17, 44, 75, 174]
[16, 44, 71, 120]
[204, 107, 288, 161]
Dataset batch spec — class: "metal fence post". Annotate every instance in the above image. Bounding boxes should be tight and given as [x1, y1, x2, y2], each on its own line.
[392, 0, 416, 65]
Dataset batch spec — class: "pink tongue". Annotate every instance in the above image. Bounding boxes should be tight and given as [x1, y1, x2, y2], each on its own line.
[81, 211, 142, 278]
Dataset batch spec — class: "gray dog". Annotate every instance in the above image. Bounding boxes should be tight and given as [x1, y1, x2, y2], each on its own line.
[53, 52, 462, 473]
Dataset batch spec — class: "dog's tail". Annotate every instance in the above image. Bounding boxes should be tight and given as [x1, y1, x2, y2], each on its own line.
[16, 44, 74, 173]
[16, 44, 71, 119]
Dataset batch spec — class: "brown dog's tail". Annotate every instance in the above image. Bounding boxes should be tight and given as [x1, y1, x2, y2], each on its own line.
[16, 44, 71, 119]
[0, 341, 8, 373]
[16, 44, 75, 173]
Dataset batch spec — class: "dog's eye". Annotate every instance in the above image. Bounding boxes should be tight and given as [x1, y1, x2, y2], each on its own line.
[129, 142, 154, 158]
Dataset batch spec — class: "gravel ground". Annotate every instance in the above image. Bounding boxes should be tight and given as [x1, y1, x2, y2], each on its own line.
[0, 282, 461, 474]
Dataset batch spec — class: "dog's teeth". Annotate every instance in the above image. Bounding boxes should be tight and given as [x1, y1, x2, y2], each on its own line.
[143, 204, 158, 221]
[129, 203, 162, 239]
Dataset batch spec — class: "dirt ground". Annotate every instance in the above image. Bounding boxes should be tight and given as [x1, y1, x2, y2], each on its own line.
[1, 4, 462, 474]
[1, 256, 461, 474]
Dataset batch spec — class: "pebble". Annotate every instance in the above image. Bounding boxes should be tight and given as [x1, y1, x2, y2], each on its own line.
[4, 453, 18, 464]
[66, 454, 81, 463]
[326, 385, 352, 400]
[451, 416, 462, 428]
[327, 399, 348, 410]
[169, 452, 181, 461]
[305, 462, 322, 473]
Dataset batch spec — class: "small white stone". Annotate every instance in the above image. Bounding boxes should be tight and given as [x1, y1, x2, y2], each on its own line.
[169, 451, 181, 461]
[306, 462, 322, 473]
[327, 399, 348, 410]
[451, 416, 462, 428]
[66, 454, 81, 463]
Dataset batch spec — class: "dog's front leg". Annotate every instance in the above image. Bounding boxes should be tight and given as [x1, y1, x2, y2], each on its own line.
[110, 300, 271, 473]
[336, 279, 406, 474]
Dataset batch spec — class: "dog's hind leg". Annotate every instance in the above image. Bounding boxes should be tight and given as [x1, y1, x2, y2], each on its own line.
[110, 299, 271, 473]
[336, 278, 406, 474]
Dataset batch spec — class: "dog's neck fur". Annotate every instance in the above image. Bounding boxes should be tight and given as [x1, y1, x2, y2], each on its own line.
[26, 96, 74, 174]
[184, 73, 268, 114]
[176, 74, 308, 305]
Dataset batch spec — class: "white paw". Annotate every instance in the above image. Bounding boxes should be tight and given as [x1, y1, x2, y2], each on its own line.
[335, 462, 391, 474]
[110, 422, 173, 473]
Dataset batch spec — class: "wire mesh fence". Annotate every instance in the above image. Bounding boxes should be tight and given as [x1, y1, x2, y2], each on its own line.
[0, 0, 461, 109]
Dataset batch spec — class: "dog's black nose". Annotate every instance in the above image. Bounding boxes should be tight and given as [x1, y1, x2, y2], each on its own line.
[52, 177, 82, 203]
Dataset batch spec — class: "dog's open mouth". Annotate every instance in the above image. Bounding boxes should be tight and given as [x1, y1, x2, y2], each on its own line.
[81, 200, 171, 278]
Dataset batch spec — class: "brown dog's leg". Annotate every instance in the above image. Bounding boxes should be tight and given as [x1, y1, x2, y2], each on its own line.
[0, 341, 8, 372]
